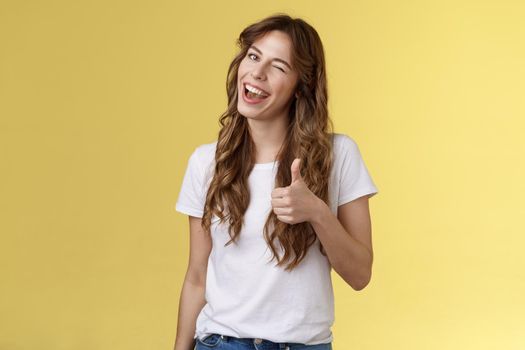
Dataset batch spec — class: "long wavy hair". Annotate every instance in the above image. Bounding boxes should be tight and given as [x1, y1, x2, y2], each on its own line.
[201, 13, 335, 271]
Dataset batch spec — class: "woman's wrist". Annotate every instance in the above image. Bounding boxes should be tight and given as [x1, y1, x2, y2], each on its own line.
[309, 196, 330, 225]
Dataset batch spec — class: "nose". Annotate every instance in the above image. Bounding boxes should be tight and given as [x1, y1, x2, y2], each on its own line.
[251, 66, 266, 81]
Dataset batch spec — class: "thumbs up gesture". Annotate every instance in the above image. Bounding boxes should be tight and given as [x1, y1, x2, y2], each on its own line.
[271, 158, 321, 225]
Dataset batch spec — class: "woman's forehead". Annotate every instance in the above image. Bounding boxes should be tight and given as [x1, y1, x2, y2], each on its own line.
[251, 31, 293, 60]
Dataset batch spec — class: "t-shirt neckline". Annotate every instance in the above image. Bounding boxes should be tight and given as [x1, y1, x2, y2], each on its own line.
[253, 160, 279, 169]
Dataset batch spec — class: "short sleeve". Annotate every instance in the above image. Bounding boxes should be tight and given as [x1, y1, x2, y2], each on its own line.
[338, 136, 379, 206]
[175, 147, 206, 218]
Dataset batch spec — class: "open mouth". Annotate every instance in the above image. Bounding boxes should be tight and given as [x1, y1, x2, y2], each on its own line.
[243, 83, 270, 100]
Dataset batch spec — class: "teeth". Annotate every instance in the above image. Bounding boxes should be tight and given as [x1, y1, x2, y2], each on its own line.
[245, 84, 269, 97]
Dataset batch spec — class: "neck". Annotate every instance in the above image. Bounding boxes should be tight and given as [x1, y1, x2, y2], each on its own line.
[247, 115, 288, 163]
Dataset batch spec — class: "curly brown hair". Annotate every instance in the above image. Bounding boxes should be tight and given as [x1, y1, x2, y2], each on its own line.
[201, 13, 335, 271]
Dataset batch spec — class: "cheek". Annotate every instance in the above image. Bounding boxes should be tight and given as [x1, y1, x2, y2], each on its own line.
[274, 82, 295, 98]
[237, 66, 245, 78]
[237, 63, 246, 76]
[238, 59, 251, 74]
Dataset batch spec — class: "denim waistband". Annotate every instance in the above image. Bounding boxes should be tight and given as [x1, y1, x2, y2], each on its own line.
[213, 334, 331, 349]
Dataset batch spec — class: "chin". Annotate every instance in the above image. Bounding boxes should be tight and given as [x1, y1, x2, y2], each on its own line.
[238, 109, 258, 119]
[237, 101, 257, 117]
[238, 107, 266, 120]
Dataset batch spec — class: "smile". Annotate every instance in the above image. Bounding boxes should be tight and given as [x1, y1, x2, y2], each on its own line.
[242, 83, 270, 104]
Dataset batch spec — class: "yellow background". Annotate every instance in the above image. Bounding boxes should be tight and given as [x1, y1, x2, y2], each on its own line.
[1, 0, 524, 349]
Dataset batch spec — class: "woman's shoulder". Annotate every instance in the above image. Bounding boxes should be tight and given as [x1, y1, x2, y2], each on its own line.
[190, 140, 217, 168]
[194, 140, 217, 156]
[192, 135, 359, 162]
[331, 132, 358, 151]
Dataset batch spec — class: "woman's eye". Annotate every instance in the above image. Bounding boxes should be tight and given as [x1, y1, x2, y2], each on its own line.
[247, 53, 285, 72]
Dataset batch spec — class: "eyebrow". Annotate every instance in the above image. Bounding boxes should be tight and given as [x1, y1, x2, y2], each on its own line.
[249, 45, 292, 70]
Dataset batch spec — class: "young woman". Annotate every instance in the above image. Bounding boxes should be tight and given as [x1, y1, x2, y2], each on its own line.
[174, 13, 379, 350]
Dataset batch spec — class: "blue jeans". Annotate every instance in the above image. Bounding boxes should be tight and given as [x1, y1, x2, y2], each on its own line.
[195, 333, 333, 350]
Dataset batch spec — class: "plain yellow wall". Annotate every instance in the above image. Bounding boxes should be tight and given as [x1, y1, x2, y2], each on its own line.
[1, 0, 524, 349]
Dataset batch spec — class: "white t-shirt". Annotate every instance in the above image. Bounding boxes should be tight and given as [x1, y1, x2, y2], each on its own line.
[175, 132, 379, 345]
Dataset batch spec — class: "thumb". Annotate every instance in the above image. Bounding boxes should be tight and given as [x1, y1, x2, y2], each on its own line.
[290, 158, 302, 184]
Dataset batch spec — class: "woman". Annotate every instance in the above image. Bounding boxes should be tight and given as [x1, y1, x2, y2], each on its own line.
[174, 13, 379, 350]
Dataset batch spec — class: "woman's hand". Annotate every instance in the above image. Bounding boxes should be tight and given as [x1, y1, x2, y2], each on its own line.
[271, 158, 322, 224]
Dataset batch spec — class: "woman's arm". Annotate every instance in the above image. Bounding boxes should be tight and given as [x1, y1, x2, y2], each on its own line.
[173, 216, 212, 350]
[271, 158, 374, 291]
[310, 195, 374, 291]
[174, 279, 206, 350]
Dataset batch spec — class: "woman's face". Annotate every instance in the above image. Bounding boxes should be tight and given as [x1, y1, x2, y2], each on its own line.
[237, 30, 299, 121]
